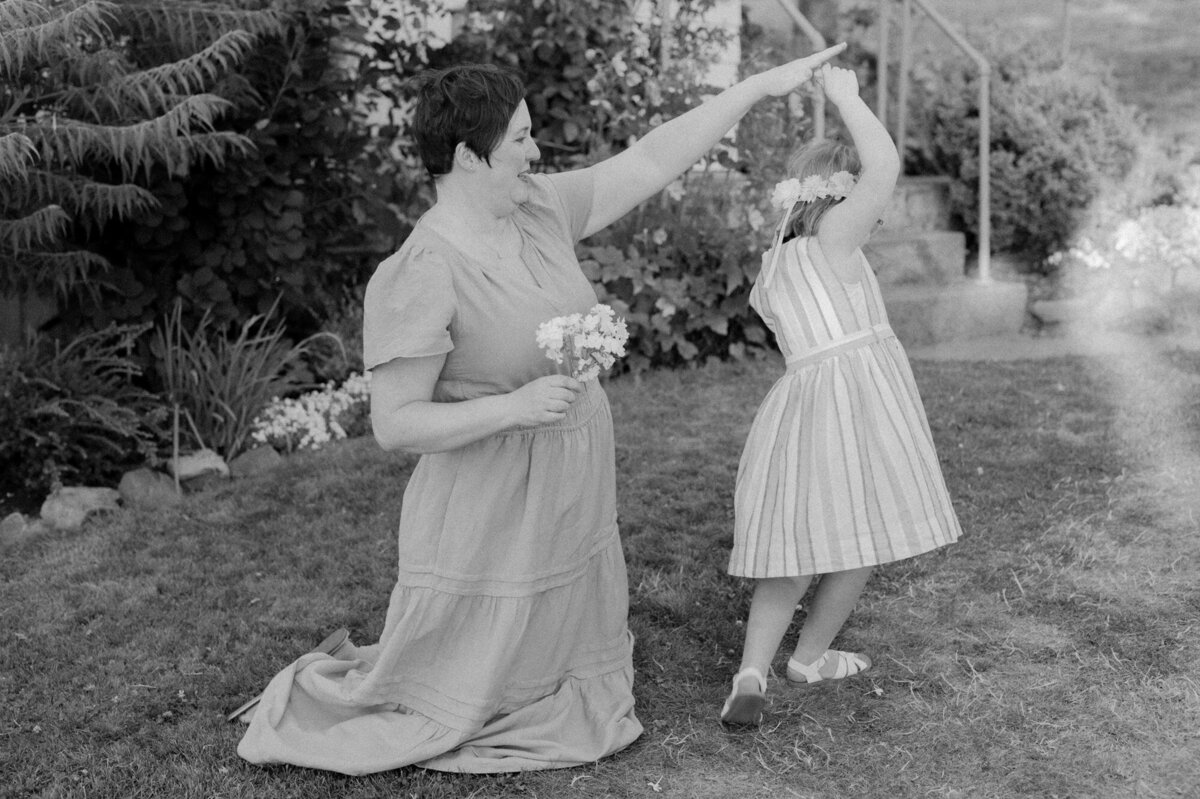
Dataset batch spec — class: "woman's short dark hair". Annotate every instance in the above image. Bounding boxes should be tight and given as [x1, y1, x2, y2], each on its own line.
[411, 64, 526, 178]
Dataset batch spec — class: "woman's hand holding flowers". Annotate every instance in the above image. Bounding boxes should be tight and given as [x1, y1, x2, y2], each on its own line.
[507, 375, 582, 427]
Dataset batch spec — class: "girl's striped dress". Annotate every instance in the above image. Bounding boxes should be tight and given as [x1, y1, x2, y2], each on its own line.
[729, 236, 961, 578]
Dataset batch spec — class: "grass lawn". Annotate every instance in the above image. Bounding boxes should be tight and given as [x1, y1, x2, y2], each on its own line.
[3, 349, 1199, 798]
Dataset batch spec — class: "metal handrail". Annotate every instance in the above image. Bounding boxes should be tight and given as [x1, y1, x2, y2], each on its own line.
[770, 0, 826, 140]
[878, 0, 992, 282]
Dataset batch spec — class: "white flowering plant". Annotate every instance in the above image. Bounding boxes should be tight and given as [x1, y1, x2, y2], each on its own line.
[1043, 199, 1200, 332]
[1048, 205, 1200, 293]
[535, 304, 630, 382]
[250, 372, 372, 453]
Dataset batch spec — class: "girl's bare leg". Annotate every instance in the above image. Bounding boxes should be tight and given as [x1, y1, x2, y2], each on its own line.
[736, 576, 812, 688]
[790, 565, 873, 671]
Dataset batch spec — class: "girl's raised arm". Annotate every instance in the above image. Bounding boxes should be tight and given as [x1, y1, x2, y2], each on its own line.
[814, 65, 901, 262]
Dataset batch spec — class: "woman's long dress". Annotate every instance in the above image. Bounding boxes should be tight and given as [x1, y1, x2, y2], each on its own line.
[729, 236, 961, 578]
[237, 173, 642, 774]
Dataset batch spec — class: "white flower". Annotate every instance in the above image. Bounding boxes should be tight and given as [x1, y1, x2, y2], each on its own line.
[535, 304, 629, 382]
[251, 372, 373, 453]
[770, 171, 858, 209]
[827, 171, 857, 197]
[797, 175, 826, 202]
[770, 178, 801, 209]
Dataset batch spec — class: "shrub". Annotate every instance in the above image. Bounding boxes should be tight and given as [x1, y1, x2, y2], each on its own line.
[433, 0, 731, 171]
[580, 169, 778, 371]
[910, 41, 1142, 264]
[86, 0, 406, 337]
[0, 326, 166, 509]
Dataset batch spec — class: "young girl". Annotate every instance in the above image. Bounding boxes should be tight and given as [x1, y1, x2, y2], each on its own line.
[719, 64, 962, 725]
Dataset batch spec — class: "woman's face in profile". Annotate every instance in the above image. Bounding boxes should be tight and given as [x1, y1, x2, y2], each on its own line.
[479, 100, 541, 211]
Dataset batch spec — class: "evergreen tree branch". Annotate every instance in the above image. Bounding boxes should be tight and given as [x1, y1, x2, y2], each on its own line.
[0, 1, 118, 76]
[70, 29, 260, 119]
[0, 249, 113, 298]
[115, 1, 286, 59]
[19, 94, 254, 179]
[0, 0, 60, 30]
[0, 133, 38, 181]
[0, 206, 72, 253]
[3, 169, 158, 231]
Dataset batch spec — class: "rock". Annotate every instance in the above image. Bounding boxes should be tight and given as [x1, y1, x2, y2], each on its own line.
[118, 468, 181, 508]
[0, 513, 49, 548]
[40, 486, 122, 531]
[1, 512, 28, 546]
[167, 448, 230, 482]
[229, 445, 283, 478]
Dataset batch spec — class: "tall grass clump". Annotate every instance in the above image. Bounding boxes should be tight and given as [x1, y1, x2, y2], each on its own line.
[151, 300, 337, 461]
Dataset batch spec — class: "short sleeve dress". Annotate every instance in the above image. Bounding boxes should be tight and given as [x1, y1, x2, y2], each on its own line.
[729, 236, 961, 578]
[236, 173, 643, 774]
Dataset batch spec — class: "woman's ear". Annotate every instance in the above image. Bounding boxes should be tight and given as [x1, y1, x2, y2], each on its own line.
[454, 142, 481, 172]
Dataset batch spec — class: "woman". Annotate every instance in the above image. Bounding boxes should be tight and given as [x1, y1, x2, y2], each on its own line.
[236, 47, 845, 775]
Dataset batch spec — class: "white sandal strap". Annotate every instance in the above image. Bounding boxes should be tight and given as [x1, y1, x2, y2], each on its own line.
[787, 653, 825, 683]
[788, 650, 870, 683]
[731, 665, 767, 694]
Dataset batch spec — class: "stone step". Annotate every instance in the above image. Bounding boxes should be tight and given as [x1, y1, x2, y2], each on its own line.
[880, 279, 1029, 349]
[864, 230, 966, 286]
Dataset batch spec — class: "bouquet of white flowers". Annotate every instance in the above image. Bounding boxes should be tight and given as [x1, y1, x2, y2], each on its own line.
[535, 303, 629, 382]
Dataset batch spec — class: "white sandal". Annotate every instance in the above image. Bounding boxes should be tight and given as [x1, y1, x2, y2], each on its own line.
[786, 649, 871, 685]
[719, 666, 768, 725]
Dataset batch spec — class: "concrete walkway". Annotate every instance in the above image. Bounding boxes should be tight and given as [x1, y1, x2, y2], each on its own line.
[906, 329, 1200, 361]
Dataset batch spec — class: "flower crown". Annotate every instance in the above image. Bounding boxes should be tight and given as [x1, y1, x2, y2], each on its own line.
[759, 170, 859, 286]
[770, 171, 857, 209]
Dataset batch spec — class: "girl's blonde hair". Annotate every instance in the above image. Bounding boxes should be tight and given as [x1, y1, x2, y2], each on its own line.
[782, 138, 861, 240]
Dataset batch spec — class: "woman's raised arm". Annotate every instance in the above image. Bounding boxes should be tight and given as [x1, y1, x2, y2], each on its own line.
[577, 43, 847, 239]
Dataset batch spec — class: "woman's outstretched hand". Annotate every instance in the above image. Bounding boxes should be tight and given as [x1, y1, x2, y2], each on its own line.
[756, 43, 847, 97]
[507, 374, 583, 427]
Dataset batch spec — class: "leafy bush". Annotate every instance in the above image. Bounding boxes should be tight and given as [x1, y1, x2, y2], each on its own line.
[581, 169, 779, 371]
[911, 42, 1142, 264]
[567, 14, 824, 372]
[86, 0, 406, 337]
[434, 0, 730, 170]
[0, 327, 166, 509]
[151, 300, 335, 460]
